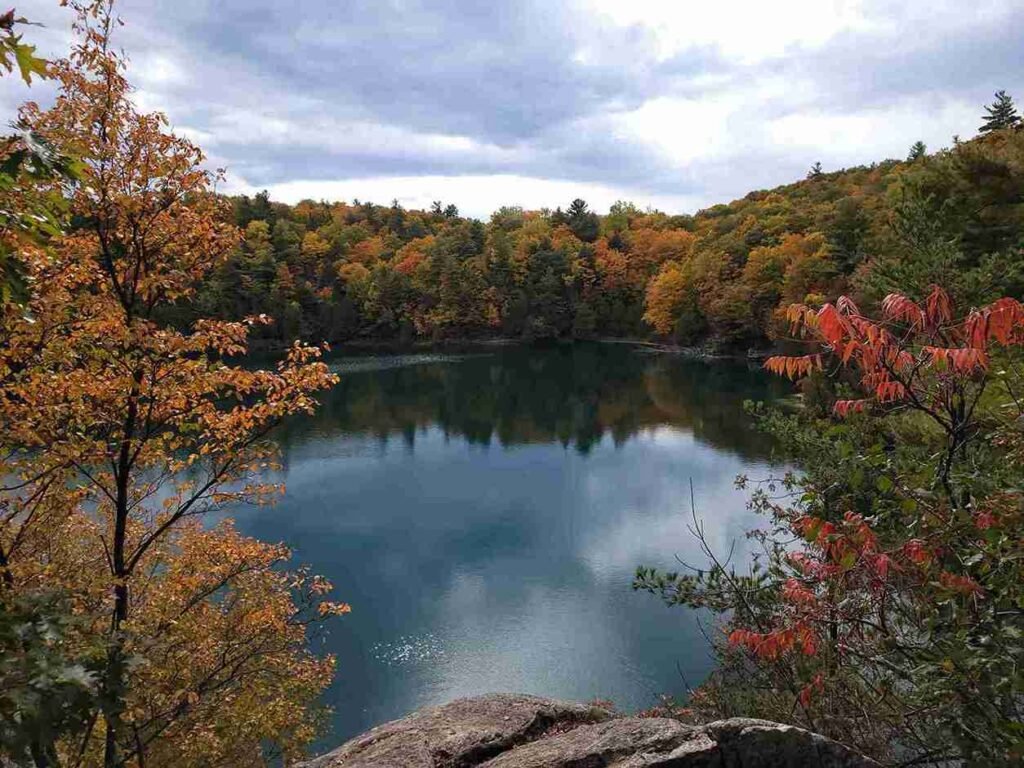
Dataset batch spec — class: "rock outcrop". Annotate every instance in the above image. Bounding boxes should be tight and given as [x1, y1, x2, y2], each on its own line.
[299, 693, 878, 767]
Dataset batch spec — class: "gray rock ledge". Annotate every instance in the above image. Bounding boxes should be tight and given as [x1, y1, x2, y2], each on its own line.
[298, 693, 878, 767]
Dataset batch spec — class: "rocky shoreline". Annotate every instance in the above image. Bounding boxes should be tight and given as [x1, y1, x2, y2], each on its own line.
[298, 694, 876, 767]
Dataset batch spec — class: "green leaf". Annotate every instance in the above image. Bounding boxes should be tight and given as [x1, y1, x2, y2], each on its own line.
[12, 40, 47, 86]
[803, 517, 822, 542]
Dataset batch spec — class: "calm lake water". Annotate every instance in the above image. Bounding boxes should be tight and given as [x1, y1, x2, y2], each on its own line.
[231, 343, 787, 746]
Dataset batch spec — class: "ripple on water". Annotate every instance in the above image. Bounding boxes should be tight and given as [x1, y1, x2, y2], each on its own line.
[329, 353, 492, 375]
[370, 633, 448, 667]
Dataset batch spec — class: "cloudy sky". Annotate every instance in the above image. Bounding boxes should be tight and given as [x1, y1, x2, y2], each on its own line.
[8, 0, 1024, 218]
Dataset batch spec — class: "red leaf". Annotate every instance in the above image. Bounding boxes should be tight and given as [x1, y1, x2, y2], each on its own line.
[985, 297, 1024, 345]
[925, 346, 988, 373]
[833, 399, 869, 417]
[939, 571, 984, 596]
[882, 292, 924, 328]
[925, 284, 952, 327]
[873, 554, 892, 580]
[904, 539, 932, 566]
[816, 303, 846, 347]
[836, 295, 860, 315]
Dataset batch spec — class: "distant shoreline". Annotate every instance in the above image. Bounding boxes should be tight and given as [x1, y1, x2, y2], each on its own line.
[247, 335, 774, 361]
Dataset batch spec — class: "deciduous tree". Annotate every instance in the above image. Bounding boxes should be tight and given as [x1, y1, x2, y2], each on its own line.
[637, 285, 1024, 763]
[2, 3, 342, 764]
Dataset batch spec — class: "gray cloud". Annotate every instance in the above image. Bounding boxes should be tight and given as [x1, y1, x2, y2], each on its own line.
[5, 0, 1023, 215]
[771, 3, 1024, 115]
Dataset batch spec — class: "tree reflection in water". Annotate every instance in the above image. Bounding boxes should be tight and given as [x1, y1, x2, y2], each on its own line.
[273, 343, 786, 460]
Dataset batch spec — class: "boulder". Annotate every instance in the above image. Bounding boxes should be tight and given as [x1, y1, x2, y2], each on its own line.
[298, 693, 878, 768]
[298, 693, 612, 768]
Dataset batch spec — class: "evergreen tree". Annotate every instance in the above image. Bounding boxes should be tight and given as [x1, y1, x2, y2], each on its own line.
[567, 198, 600, 242]
[387, 199, 406, 236]
[567, 198, 590, 219]
[808, 161, 824, 179]
[828, 197, 868, 271]
[907, 141, 927, 162]
[979, 90, 1020, 133]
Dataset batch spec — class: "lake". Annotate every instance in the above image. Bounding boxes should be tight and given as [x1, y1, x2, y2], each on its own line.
[231, 342, 787, 745]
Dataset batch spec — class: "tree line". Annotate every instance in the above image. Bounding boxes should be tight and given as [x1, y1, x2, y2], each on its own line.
[185, 90, 1024, 353]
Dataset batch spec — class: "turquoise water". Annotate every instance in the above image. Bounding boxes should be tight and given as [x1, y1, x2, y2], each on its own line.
[231, 343, 786, 744]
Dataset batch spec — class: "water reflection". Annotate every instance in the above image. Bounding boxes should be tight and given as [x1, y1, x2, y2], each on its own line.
[232, 343, 785, 747]
[273, 344, 784, 457]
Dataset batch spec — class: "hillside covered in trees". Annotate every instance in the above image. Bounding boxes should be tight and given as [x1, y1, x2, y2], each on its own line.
[192, 118, 1024, 350]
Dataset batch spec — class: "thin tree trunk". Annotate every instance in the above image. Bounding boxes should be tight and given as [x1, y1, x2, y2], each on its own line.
[103, 370, 141, 768]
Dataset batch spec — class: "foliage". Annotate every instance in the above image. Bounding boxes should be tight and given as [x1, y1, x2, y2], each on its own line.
[0, 122, 80, 304]
[0, 590, 104, 767]
[0, 9, 48, 85]
[635, 286, 1024, 764]
[0, 7, 80, 306]
[192, 110, 1024, 353]
[1, 2, 343, 765]
[979, 90, 1021, 134]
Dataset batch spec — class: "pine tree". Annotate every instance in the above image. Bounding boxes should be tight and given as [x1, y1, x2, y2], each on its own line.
[979, 90, 1020, 133]
[907, 141, 927, 162]
[808, 161, 824, 180]
[567, 198, 599, 242]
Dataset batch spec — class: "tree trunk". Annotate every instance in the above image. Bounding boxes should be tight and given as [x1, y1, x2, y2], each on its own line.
[102, 581, 128, 768]
[103, 373, 140, 768]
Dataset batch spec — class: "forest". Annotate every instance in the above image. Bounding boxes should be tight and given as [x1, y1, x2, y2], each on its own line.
[189, 119, 1024, 351]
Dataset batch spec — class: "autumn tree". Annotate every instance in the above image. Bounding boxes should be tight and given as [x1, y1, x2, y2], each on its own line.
[637, 286, 1024, 763]
[643, 262, 691, 337]
[2, 2, 342, 765]
[0, 13, 105, 765]
[628, 228, 696, 275]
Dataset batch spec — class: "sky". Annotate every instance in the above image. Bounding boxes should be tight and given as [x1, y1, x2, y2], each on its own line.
[8, 0, 1024, 218]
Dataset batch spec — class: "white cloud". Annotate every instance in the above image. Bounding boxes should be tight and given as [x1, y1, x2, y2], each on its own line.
[583, 0, 875, 63]
[606, 96, 736, 165]
[599, 71, 819, 168]
[766, 96, 978, 164]
[133, 53, 187, 88]
[239, 174, 703, 219]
